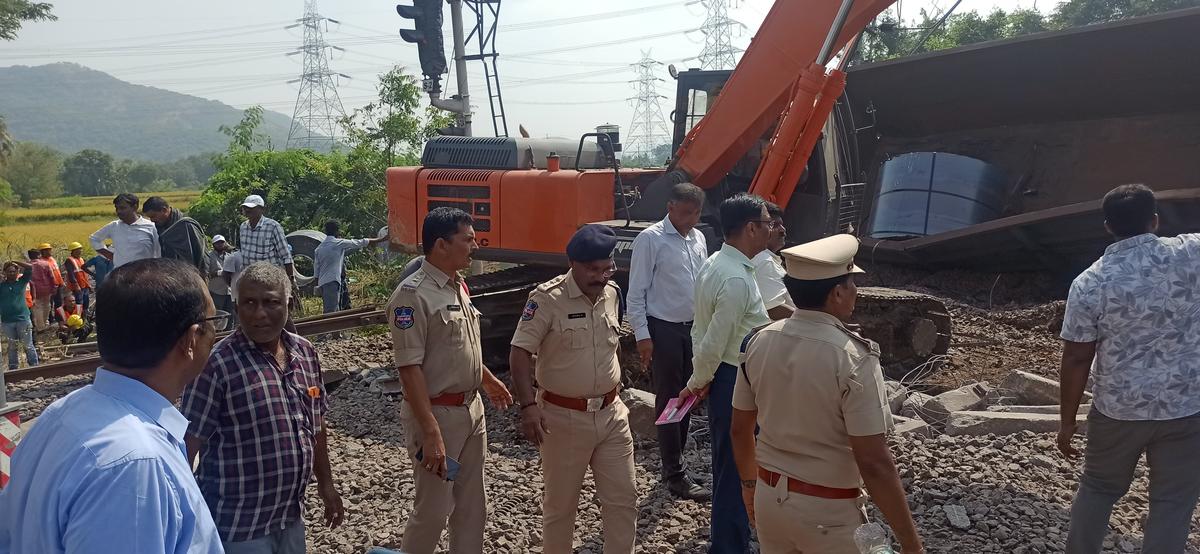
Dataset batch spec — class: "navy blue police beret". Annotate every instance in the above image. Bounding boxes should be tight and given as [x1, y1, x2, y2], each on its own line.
[566, 224, 617, 262]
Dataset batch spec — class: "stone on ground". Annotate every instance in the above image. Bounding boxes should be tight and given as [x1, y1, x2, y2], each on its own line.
[619, 388, 658, 439]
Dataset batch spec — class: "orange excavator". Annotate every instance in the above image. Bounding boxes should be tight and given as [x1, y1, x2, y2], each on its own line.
[386, 0, 951, 376]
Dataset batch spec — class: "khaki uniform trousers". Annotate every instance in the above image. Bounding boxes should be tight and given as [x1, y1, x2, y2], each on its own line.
[755, 475, 867, 554]
[400, 395, 487, 554]
[31, 297, 51, 333]
[539, 396, 637, 554]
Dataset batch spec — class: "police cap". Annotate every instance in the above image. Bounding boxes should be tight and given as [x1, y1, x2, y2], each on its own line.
[566, 224, 617, 262]
[780, 234, 866, 280]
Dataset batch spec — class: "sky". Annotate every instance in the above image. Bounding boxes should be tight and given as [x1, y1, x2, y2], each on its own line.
[5, 0, 1042, 146]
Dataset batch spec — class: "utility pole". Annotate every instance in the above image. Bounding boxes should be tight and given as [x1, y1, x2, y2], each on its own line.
[398, 0, 472, 136]
[286, 0, 350, 150]
[626, 51, 671, 162]
[697, 0, 745, 70]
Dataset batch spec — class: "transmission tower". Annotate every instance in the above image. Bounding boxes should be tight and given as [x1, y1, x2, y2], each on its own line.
[625, 51, 672, 161]
[286, 0, 350, 150]
[697, 0, 744, 70]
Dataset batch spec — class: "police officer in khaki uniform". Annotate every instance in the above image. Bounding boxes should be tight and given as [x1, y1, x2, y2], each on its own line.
[729, 234, 924, 554]
[509, 224, 638, 554]
[387, 207, 513, 554]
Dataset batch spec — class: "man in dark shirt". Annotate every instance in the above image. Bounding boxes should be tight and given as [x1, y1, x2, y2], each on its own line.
[182, 262, 343, 553]
[143, 196, 206, 273]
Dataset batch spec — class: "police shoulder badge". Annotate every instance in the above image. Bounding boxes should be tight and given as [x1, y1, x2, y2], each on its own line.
[521, 300, 538, 321]
[394, 306, 415, 329]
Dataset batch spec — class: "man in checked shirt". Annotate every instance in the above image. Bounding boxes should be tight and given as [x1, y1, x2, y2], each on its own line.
[237, 194, 296, 282]
[182, 262, 344, 554]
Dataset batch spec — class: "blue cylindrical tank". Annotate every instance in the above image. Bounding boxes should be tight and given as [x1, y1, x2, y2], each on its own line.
[867, 152, 1008, 239]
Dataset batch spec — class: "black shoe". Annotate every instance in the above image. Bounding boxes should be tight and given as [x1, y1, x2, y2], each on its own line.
[667, 476, 712, 501]
[687, 471, 707, 485]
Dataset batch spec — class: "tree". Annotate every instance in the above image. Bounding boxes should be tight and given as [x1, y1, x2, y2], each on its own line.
[0, 116, 13, 167]
[0, 176, 15, 207]
[0, 0, 55, 41]
[340, 67, 451, 165]
[855, 0, 1193, 64]
[61, 149, 115, 197]
[0, 141, 62, 207]
[219, 106, 270, 153]
[125, 160, 161, 191]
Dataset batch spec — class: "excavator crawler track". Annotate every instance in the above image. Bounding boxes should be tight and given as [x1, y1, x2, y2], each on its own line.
[466, 268, 952, 378]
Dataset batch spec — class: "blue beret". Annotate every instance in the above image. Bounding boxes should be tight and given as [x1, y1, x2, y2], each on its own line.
[566, 224, 617, 262]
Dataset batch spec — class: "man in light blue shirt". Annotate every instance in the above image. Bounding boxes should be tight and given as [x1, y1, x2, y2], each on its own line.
[681, 193, 772, 554]
[0, 258, 224, 554]
[313, 220, 388, 314]
[1060, 184, 1200, 552]
[626, 182, 711, 501]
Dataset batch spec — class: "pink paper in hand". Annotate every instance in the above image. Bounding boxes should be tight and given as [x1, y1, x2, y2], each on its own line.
[655, 395, 698, 426]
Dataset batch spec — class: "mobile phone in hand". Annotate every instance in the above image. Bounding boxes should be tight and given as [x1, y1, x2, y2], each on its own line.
[415, 448, 462, 481]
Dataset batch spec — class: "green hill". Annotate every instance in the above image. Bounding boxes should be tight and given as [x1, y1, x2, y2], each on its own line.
[0, 63, 302, 161]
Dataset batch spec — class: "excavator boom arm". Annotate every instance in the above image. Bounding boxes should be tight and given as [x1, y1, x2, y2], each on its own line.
[673, 0, 896, 192]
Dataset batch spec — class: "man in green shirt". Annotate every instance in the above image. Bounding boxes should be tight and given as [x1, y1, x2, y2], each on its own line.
[679, 193, 773, 553]
[0, 260, 40, 372]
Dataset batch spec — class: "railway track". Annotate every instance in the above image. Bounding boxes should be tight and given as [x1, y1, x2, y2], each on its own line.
[7, 307, 387, 385]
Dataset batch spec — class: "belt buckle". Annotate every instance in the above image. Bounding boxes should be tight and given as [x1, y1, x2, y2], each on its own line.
[585, 396, 605, 412]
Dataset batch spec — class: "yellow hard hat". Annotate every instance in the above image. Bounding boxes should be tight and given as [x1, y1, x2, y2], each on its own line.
[67, 314, 84, 329]
[37, 243, 52, 250]
[68, 242, 83, 250]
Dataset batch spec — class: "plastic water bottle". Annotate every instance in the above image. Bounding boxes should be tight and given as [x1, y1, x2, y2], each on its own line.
[854, 522, 895, 553]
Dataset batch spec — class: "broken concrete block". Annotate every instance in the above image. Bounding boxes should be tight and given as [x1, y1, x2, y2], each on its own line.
[619, 388, 659, 439]
[1000, 369, 1092, 406]
[985, 404, 1091, 414]
[923, 383, 991, 424]
[900, 392, 934, 420]
[945, 410, 1087, 436]
[886, 381, 909, 415]
[892, 415, 934, 437]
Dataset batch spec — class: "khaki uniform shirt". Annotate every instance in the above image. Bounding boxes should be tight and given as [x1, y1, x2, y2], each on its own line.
[733, 310, 892, 489]
[510, 271, 622, 399]
[387, 260, 483, 397]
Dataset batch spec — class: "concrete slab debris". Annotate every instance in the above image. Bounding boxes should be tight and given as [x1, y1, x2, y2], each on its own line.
[893, 415, 934, 437]
[985, 404, 1091, 414]
[999, 369, 1091, 406]
[886, 381, 909, 414]
[946, 410, 1087, 436]
[923, 383, 991, 424]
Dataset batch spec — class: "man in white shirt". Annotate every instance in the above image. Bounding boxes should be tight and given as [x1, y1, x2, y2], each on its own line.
[626, 182, 711, 501]
[89, 193, 161, 268]
[752, 202, 796, 320]
[313, 220, 388, 314]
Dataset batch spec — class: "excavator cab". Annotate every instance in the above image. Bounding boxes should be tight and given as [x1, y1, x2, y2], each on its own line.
[664, 68, 841, 247]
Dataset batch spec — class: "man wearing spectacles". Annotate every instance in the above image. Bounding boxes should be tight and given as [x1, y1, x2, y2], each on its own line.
[510, 224, 638, 553]
[682, 193, 773, 553]
[0, 258, 222, 553]
[752, 202, 796, 321]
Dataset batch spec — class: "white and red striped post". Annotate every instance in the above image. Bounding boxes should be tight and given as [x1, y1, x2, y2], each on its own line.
[0, 402, 22, 488]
